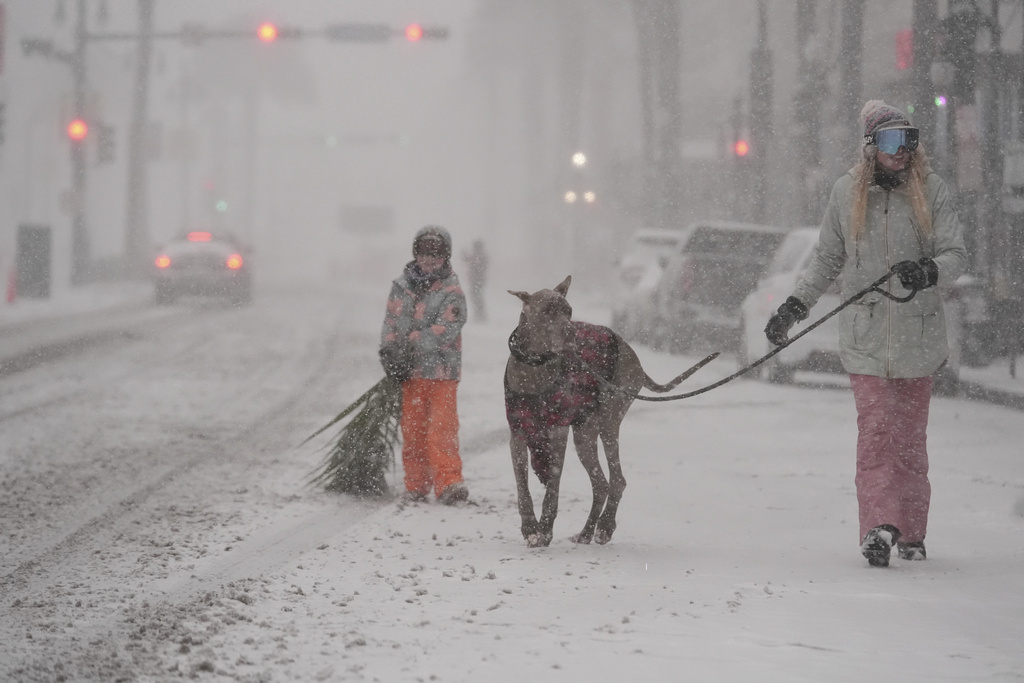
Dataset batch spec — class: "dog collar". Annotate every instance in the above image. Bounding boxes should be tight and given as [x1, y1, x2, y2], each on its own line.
[508, 329, 557, 366]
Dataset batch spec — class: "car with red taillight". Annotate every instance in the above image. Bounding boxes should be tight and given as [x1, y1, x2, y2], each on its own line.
[153, 231, 252, 306]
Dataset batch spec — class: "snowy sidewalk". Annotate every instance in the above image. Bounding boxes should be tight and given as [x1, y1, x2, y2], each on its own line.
[0, 280, 153, 329]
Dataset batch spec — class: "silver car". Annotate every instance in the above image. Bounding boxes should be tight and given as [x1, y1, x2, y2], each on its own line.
[153, 231, 253, 306]
[610, 228, 691, 344]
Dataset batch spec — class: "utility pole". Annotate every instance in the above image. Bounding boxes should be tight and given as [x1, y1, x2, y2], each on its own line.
[795, 0, 825, 224]
[978, 1, 1002, 279]
[124, 0, 153, 277]
[911, 0, 938, 151]
[838, 0, 865, 150]
[653, 0, 683, 230]
[22, 0, 93, 285]
[749, 0, 773, 223]
[630, 0, 656, 222]
[70, 0, 90, 284]
[629, 0, 683, 231]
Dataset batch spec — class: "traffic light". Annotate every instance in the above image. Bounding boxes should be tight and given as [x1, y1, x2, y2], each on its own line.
[733, 139, 750, 157]
[404, 23, 423, 42]
[67, 118, 88, 142]
[257, 22, 278, 42]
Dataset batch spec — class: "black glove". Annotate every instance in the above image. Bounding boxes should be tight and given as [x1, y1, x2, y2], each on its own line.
[379, 344, 413, 382]
[892, 258, 938, 291]
[764, 296, 809, 346]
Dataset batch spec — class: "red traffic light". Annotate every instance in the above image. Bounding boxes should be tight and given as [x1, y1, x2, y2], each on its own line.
[67, 119, 89, 141]
[257, 22, 278, 42]
[734, 139, 750, 157]
[405, 23, 424, 41]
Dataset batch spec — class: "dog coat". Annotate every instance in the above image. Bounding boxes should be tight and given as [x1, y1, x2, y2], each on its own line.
[505, 322, 619, 485]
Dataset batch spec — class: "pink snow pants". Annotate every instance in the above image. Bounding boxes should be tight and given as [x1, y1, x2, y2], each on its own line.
[849, 373, 934, 544]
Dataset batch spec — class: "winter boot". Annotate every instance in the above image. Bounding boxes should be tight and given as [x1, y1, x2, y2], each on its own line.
[897, 541, 926, 561]
[438, 482, 469, 506]
[861, 524, 902, 567]
[402, 490, 429, 503]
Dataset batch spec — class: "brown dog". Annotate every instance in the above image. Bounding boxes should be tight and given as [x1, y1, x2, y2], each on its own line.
[505, 276, 711, 547]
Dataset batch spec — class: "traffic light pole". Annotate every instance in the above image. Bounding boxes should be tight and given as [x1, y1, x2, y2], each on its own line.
[69, 0, 90, 285]
[21, 0, 93, 285]
[123, 0, 154, 277]
[748, 0, 773, 223]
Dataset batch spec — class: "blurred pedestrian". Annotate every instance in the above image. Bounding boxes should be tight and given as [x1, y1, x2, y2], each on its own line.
[462, 239, 489, 322]
[764, 100, 968, 567]
[379, 226, 469, 505]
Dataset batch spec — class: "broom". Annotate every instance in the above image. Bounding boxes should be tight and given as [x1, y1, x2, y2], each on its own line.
[302, 376, 403, 496]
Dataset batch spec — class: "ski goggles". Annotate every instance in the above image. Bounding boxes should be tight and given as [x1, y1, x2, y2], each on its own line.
[870, 127, 919, 154]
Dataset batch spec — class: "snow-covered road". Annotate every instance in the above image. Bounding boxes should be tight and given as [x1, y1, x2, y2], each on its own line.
[1, 284, 1022, 682]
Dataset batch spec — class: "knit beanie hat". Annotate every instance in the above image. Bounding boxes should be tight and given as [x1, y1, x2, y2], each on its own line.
[861, 100, 912, 137]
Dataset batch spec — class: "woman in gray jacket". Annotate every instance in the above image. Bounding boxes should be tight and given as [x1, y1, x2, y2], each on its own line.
[765, 100, 968, 567]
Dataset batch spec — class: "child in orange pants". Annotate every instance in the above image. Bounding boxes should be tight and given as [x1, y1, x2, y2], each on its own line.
[380, 226, 469, 504]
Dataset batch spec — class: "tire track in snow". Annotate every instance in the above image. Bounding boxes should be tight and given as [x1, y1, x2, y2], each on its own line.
[0, 299, 348, 592]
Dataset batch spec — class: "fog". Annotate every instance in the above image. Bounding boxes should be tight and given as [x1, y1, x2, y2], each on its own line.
[3, 4, 1024, 679]
[3, 1, 1022, 322]
[0, 0, 851, 299]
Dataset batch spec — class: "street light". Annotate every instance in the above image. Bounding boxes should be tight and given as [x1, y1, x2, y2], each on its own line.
[571, 152, 587, 168]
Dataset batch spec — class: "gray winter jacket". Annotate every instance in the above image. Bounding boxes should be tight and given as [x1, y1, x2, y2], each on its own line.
[792, 168, 968, 378]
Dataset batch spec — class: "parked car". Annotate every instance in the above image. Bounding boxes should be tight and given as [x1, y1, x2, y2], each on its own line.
[739, 226, 964, 394]
[153, 231, 253, 306]
[652, 221, 789, 353]
[739, 227, 839, 382]
[610, 227, 691, 343]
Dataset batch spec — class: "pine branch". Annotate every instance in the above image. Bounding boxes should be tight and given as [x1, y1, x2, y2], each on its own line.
[304, 377, 403, 496]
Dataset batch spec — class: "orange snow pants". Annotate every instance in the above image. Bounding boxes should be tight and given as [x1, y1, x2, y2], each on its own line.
[400, 379, 463, 498]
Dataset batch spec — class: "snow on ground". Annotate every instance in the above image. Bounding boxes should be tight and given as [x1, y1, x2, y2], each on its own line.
[137, 292, 1024, 680]
[1, 284, 1023, 682]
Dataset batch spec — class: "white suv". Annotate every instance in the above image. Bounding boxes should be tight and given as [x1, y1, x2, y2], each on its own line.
[610, 227, 691, 343]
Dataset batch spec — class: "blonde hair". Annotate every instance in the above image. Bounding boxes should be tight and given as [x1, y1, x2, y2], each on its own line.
[850, 144, 932, 242]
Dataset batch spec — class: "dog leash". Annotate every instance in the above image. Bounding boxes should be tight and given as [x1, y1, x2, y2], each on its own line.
[598, 268, 916, 402]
